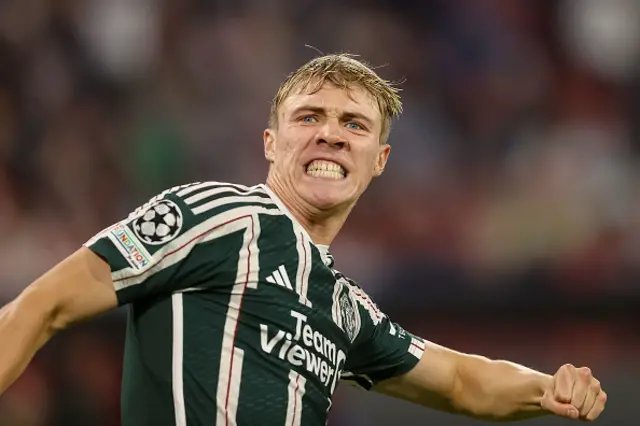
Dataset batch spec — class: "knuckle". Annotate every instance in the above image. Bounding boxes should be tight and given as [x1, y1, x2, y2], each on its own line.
[580, 367, 592, 378]
[599, 391, 608, 403]
[590, 380, 601, 393]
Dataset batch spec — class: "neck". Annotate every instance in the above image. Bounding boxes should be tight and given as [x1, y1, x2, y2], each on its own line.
[265, 175, 354, 245]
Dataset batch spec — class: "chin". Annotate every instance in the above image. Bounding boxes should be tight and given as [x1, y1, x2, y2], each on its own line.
[298, 182, 356, 211]
[309, 195, 349, 210]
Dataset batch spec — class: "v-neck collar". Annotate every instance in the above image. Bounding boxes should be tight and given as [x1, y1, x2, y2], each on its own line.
[259, 183, 314, 243]
[259, 184, 334, 267]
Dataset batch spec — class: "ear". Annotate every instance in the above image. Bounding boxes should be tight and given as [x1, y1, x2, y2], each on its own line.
[264, 129, 276, 163]
[373, 144, 391, 177]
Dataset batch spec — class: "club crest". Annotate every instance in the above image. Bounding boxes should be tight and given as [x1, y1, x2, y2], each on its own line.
[332, 276, 361, 343]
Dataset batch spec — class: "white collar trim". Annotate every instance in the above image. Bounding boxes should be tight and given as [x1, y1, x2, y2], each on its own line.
[259, 184, 314, 243]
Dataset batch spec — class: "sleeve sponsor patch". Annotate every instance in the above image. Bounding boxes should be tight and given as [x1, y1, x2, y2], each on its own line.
[107, 224, 153, 270]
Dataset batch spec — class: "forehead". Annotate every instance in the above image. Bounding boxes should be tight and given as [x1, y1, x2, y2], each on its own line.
[281, 82, 381, 119]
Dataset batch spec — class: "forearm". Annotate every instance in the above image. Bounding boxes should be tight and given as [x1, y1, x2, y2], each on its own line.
[454, 355, 553, 421]
[0, 291, 57, 395]
[0, 249, 117, 396]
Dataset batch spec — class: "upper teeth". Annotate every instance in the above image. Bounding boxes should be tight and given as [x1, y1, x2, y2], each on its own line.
[306, 160, 346, 176]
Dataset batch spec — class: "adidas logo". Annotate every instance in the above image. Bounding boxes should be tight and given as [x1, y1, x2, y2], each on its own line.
[266, 265, 293, 290]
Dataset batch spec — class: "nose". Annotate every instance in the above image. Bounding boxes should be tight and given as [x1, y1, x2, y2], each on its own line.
[317, 121, 348, 150]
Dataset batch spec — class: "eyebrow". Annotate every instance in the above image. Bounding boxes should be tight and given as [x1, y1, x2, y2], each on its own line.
[291, 105, 375, 127]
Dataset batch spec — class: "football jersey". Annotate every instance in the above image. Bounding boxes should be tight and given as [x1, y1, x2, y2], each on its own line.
[83, 182, 425, 426]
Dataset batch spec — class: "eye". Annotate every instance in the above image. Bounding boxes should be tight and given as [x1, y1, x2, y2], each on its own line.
[300, 115, 318, 123]
[346, 121, 364, 131]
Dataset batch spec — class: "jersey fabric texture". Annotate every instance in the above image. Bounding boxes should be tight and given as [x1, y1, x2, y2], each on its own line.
[84, 181, 425, 426]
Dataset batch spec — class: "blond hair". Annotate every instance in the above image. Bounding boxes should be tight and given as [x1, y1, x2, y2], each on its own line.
[269, 54, 403, 144]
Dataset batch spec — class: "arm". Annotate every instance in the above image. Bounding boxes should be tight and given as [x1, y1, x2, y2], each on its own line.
[373, 341, 606, 422]
[0, 183, 238, 396]
[0, 247, 118, 394]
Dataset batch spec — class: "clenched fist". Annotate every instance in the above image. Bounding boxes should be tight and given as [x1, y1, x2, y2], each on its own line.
[541, 364, 607, 421]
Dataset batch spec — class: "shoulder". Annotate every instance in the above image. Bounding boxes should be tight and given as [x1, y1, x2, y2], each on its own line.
[123, 181, 282, 245]
[133, 181, 280, 221]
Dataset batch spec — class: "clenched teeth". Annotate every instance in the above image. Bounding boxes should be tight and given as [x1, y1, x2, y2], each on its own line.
[306, 160, 346, 179]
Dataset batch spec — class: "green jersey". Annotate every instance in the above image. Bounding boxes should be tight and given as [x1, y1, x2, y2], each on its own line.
[84, 182, 425, 426]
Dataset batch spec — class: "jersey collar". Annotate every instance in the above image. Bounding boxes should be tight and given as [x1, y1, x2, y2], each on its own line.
[316, 244, 335, 267]
[259, 183, 314, 242]
[259, 184, 334, 267]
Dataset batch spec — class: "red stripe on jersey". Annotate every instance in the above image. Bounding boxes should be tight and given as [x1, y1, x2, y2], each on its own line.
[351, 290, 384, 321]
[301, 232, 308, 302]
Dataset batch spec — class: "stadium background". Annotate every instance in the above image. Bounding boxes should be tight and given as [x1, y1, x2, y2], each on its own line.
[0, 0, 638, 425]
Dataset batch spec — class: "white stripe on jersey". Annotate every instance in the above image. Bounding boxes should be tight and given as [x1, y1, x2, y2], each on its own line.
[183, 185, 267, 206]
[171, 293, 187, 426]
[259, 184, 314, 243]
[285, 371, 306, 426]
[177, 181, 252, 197]
[192, 195, 275, 216]
[222, 347, 245, 426]
[112, 206, 279, 290]
[128, 183, 200, 221]
[408, 337, 426, 359]
[294, 232, 312, 308]
[244, 214, 262, 290]
[216, 214, 260, 426]
[84, 183, 201, 248]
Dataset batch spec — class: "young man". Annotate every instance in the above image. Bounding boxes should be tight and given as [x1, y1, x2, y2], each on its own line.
[0, 55, 606, 425]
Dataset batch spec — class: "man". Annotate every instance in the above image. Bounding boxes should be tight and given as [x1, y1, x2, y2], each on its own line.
[0, 54, 606, 425]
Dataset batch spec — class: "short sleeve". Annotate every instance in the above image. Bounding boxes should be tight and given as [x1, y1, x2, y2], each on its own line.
[342, 286, 425, 391]
[83, 182, 276, 305]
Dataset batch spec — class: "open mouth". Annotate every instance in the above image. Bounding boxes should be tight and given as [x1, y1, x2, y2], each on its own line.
[305, 160, 347, 180]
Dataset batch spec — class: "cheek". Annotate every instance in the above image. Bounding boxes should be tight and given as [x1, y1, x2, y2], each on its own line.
[274, 136, 302, 169]
[281, 140, 299, 159]
[273, 133, 294, 155]
[279, 127, 310, 157]
[356, 147, 381, 172]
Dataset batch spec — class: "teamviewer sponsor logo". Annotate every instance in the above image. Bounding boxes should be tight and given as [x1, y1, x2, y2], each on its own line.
[109, 225, 152, 269]
[260, 310, 346, 394]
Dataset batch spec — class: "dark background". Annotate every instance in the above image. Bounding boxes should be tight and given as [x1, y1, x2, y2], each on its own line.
[0, 0, 638, 425]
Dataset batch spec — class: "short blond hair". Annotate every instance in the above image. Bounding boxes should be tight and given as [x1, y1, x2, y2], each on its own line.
[269, 54, 403, 144]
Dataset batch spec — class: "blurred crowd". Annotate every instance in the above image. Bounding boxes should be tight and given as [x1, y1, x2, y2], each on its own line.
[2, 0, 640, 302]
[0, 0, 639, 425]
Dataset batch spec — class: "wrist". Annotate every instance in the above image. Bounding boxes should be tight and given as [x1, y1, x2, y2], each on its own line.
[532, 372, 554, 411]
